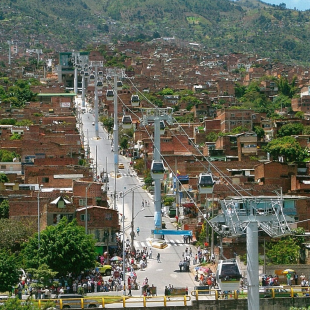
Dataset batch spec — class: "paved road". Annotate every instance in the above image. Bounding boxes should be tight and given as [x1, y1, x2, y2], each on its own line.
[76, 97, 197, 297]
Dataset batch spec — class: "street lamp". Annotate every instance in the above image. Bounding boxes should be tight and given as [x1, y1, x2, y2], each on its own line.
[38, 184, 43, 249]
[85, 183, 92, 234]
[121, 184, 143, 296]
[130, 190, 145, 251]
[122, 187, 126, 296]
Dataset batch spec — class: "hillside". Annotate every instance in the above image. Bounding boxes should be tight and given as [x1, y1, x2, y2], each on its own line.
[1, 0, 310, 64]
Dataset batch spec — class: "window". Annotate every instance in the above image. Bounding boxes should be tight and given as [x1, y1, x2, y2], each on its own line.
[105, 213, 112, 220]
[80, 214, 90, 221]
[42, 177, 49, 183]
[0, 165, 6, 169]
[58, 200, 65, 208]
[79, 198, 86, 206]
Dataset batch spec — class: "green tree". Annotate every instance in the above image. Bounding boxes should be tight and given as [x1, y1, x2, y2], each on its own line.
[264, 136, 307, 162]
[0, 150, 19, 162]
[0, 251, 19, 293]
[0, 200, 9, 219]
[206, 132, 218, 142]
[0, 297, 44, 309]
[22, 218, 96, 277]
[100, 117, 114, 133]
[303, 126, 310, 135]
[10, 133, 22, 140]
[15, 120, 33, 126]
[0, 174, 8, 183]
[0, 219, 36, 252]
[159, 88, 174, 96]
[253, 126, 265, 140]
[0, 119, 16, 125]
[277, 123, 303, 137]
[133, 159, 145, 175]
[266, 237, 300, 264]
[119, 136, 128, 149]
[277, 76, 297, 98]
[234, 83, 246, 98]
[27, 264, 58, 288]
[295, 111, 304, 119]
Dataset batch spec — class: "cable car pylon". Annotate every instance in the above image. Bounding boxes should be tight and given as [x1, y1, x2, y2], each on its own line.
[210, 195, 296, 309]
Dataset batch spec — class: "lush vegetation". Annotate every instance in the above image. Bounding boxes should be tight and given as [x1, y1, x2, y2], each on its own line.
[2, 0, 310, 64]
[234, 75, 297, 116]
[264, 136, 308, 162]
[0, 80, 37, 108]
[266, 228, 306, 264]
[22, 218, 96, 277]
[0, 150, 20, 162]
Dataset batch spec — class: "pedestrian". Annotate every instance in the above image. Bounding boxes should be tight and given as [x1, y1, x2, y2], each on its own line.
[157, 253, 161, 263]
[294, 272, 298, 285]
[286, 272, 292, 286]
[136, 227, 140, 236]
[149, 248, 152, 259]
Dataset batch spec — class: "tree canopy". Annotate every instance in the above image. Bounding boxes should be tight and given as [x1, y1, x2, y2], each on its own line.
[0, 251, 20, 293]
[0, 150, 19, 162]
[266, 237, 300, 264]
[264, 136, 307, 162]
[0, 218, 36, 252]
[22, 218, 96, 277]
[277, 122, 303, 137]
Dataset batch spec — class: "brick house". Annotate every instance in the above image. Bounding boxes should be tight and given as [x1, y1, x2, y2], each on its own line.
[76, 206, 120, 254]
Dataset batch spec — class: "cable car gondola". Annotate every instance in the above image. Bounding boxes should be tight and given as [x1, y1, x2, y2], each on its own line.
[89, 74, 95, 80]
[116, 81, 123, 90]
[97, 81, 103, 87]
[198, 173, 215, 194]
[84, 71, 89, 77]
[122, 115, 132, 129]
[151, 160, 165, 179]
[216, 259, 242, 292]
[131, 94, 140, 107]
[98, 70, 103, 76]
[106, 89, 114, 101]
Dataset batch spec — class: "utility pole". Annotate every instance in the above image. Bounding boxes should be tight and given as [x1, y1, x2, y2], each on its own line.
[89, 61, 103, 140]
[175, 157, 179, 219]
[131, 191, 135, 251]
[72, 51, 80, 95]
[7, 40, 11, 65]
[106, 68, 124, 210]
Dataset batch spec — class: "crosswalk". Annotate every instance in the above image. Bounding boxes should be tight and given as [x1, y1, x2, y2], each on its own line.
[134, 239, 188, 249]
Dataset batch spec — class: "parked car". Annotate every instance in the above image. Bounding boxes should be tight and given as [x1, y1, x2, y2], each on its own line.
[98, 264, 112, 276]
[55, 293, 101, 308]
[259, 287, 297, 298]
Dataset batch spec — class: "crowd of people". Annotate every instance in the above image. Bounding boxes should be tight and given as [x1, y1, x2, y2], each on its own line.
[195, 267, 217, 288]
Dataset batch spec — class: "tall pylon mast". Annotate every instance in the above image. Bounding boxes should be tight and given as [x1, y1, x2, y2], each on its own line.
[210, 195, 295, 310]
[141, 108, 173, 233]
